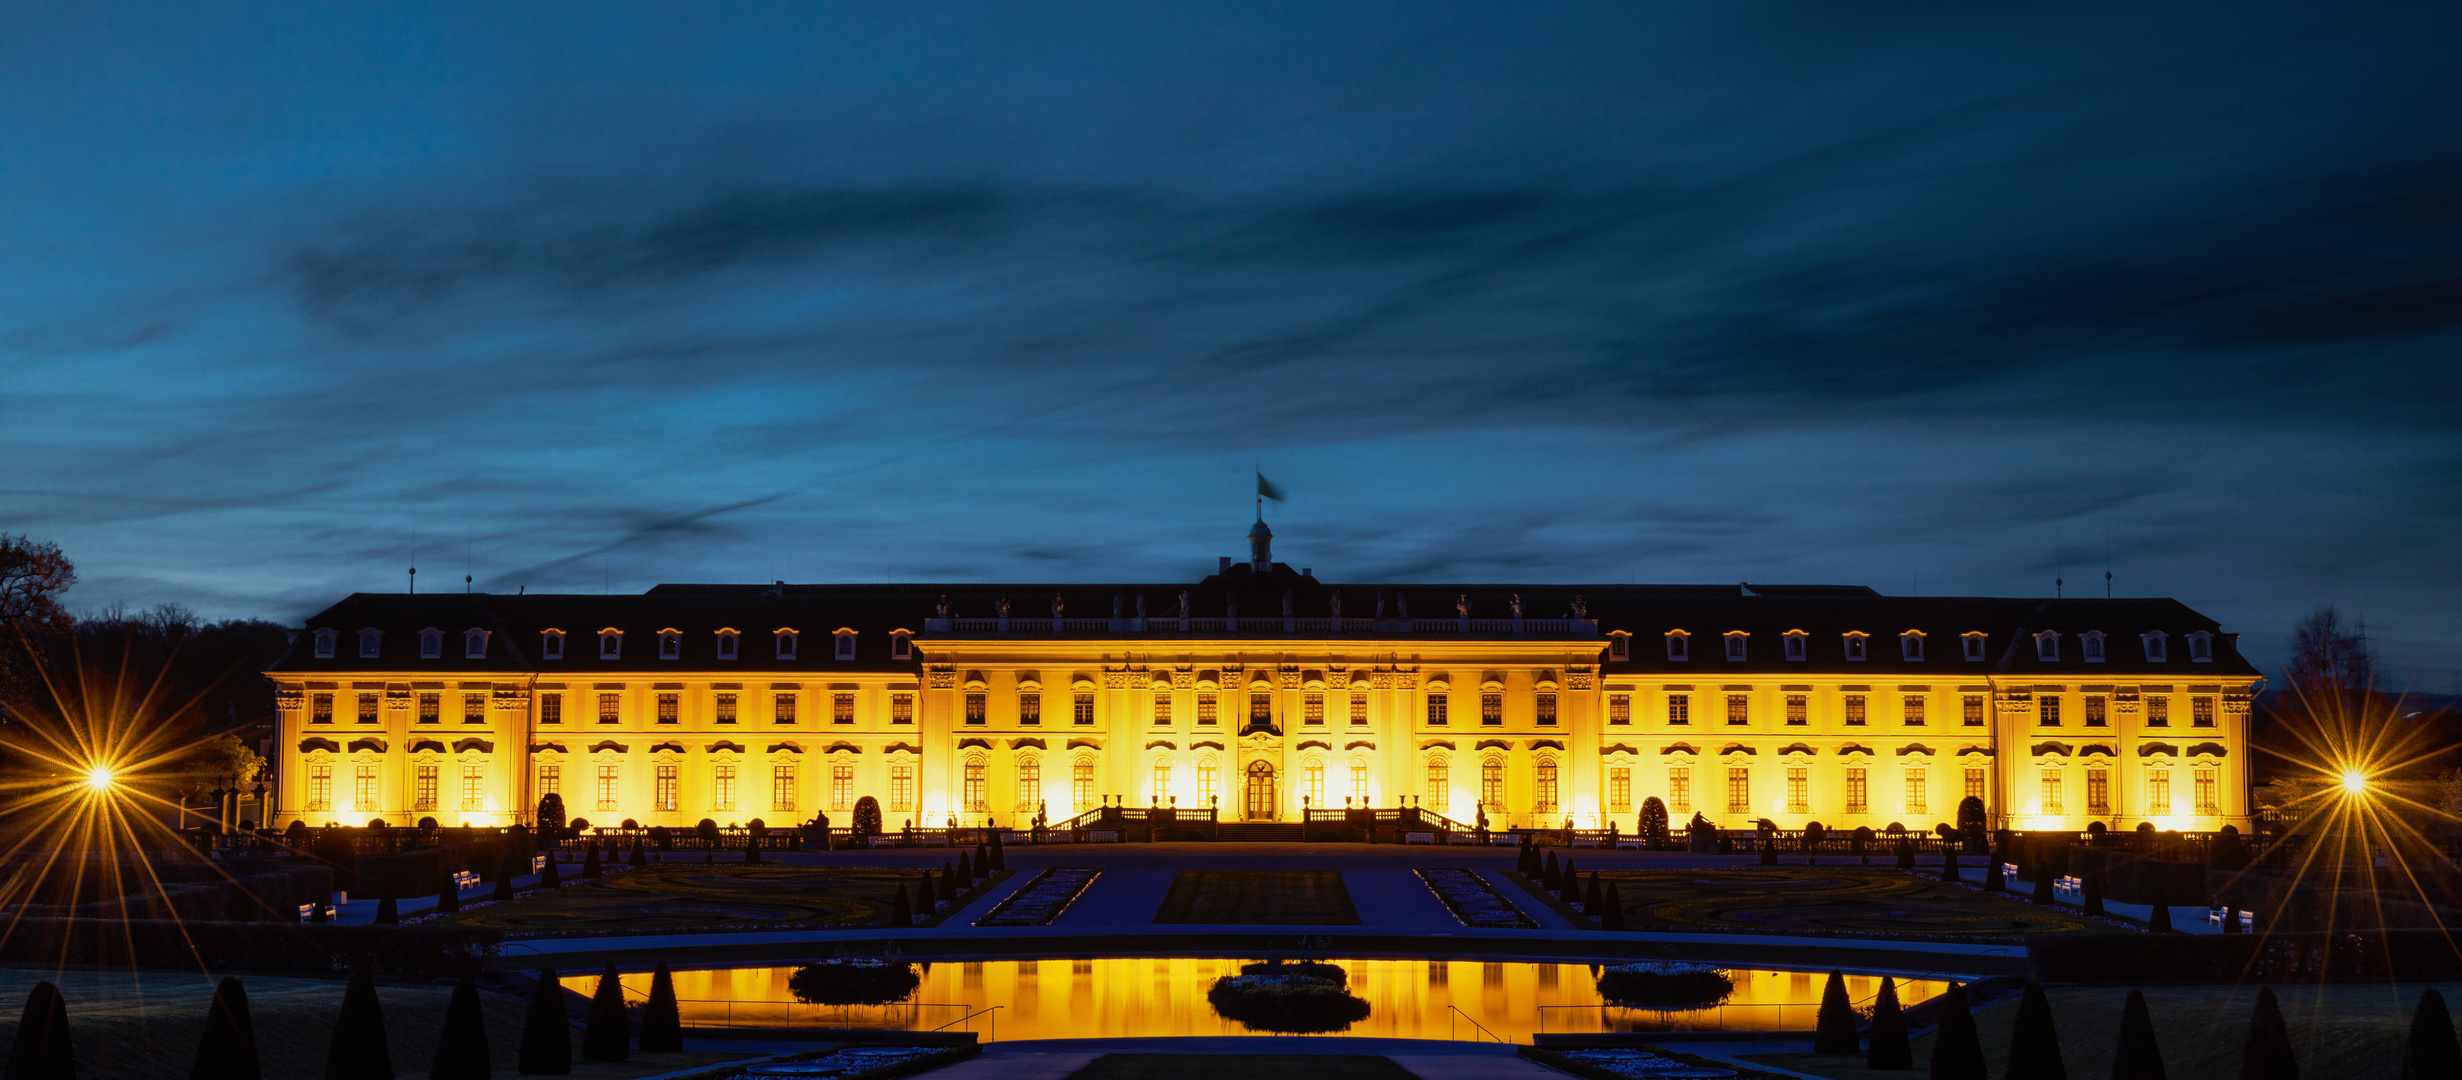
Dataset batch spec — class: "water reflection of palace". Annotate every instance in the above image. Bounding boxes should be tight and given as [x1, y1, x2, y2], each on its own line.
[268, 516, 2259, 834]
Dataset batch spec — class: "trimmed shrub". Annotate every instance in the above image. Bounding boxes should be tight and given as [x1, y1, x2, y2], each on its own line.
[989, 831, 1006, 870]
[629, 837, 647, 867]
[2033, 871, 2055, 905]
[518, 970, 571, 1075]
[582, 964, 630, 1062]
[2243, 986, 2296, 1080]
[1595, 963, 1734, 1009]
[960, 849, 976, 882]
[1929, 982, 1987, 1080]
[916, 871, 937, 914]
[1560, 858, 1579, 899]
[539, 850, 561, 890]
[8, 979, 75, 1080]
[1600, 882, 1626, 930]
[891, 884, 911, 927]
[1544, 850, 1561, 891]
[1583, 872, 1603, 915]
[2223, 906, 2243, 934]
[2033, 929, 2462, 983]
[192, 976, 263, 1080]
[374, 892, 399, 925]
[744, 834, 762, 864]
[1759, 842, 1778, 866]
[1814, 969, 1858, 1054]
[2150, 885, 2173, 933]
[2084, 873, 2105, 917]
[1897, 837, 1916, 869]
[2401, 988, 2461, 1080]
[2112, 989, 2167, 1080]
[2005, 982, 2065, 1080]
[431, 977, 490, 1080]
[581, 842, 601, 880]
[1207, 970, 1370, 1034]
[1942, 847, 1959, 882]
[0, 919, 498, 979]
[1867, 976, 1912, 1070]
[787, 960, 922, 1006]
[434, 874, 460, 916]
[639, 964, 684, 1054]
[323, 971, 394, 1080]
[1986, 859, 2005, 892]
[943, 861, 960, 899]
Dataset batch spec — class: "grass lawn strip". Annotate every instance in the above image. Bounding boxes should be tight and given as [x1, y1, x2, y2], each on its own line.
[1594, 866, 2106, 941]
[1067, 1053, 1417, 1080]
[435, 864, 1010, 936]
[1744, 982, 2462, 1079]
[1150, 870, 1362, 925]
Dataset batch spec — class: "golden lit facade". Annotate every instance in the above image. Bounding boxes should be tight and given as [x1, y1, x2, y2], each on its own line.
[265, 525, 2260, 833]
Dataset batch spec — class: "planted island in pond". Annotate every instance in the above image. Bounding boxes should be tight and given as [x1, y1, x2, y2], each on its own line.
[1593, 962, 1736, 1009]
[787, 959, 923, 1006]
[1208, 960, 1372, 1033]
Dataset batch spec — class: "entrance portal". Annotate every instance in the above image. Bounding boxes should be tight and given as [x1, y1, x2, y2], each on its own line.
[1244, 761, 1277, 821]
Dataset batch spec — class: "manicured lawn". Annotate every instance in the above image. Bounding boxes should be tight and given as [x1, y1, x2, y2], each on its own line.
[436, 863, 1001, 934]
[0, 968, 749, 1080]
[1151, 870, 1361, 924]
[1593, 866, 2110, 938]
[1069, 1053, 1417, 1079]
[1746, 982, 2461, 1079]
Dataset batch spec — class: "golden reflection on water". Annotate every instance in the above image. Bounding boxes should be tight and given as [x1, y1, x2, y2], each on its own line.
[583, 960, 1946, 1042]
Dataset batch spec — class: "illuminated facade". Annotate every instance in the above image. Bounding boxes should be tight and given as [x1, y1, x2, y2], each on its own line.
[265, 520, 2261, 833]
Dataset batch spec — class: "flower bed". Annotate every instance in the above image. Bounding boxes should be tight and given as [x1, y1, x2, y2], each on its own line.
[1239, 959, 1346, 986]
[1207, 970, 1373, 1033]
[1415, 867, 1537, 928]
[786, 959, 923, 1005]
[974, 866, 1102, 927]
[1593, 962, 1736, 1009]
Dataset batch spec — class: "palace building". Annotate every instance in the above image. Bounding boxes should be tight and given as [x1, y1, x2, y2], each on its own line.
[265, 519, 2260, 835]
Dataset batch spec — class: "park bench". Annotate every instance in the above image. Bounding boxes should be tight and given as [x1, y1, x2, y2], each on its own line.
[452, 870, 480, 891]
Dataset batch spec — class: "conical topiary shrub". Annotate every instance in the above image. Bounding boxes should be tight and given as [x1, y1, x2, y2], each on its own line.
[435, 873, 460, 915]
[374, 891, 399, 925]
[1518, 840, 1538, 876]
[943, 861, 960, 899]
[539, 850, 562, 890]
[2222, 906, 2242, 934]
[989, 830, 1006, 870]
[744, 834, 761, 864]
[639, 964, 684, 1054]
[519, 969, 571, 1075]
[1584, 871, 1603, 914]
[2112, 989, 2167, 1080]
[1759, 840, 1779, 866]
[2402, 988, 2461, 1080]
[492, 852, 516, 903]
[1929, 981, 1988, 1080]
[323, 971, 394, 1080]
[581, 841, 602, 879]
[1986, 857, 2005, 892]
[431, 976, 490, 1080]
[8, 980, 76, 1080]
[629, 836, 646, 867]
[1544, 850, 1561, 891]
[2033, 870, 2055, 905]
[2243, 986, 2296, 1080]
[2083, 873, 2105, 917]
[1813, 969, 1858, 1054]
[1897, 837, 1916, 869]
[960, 849, 975, 882]
[916, 871, 937, 916]
[582, 965, 630, 1062]
[1601, 881, 1627, 930]
[1560, 859, 1579, 898]
[890, 884, 912, 927]
[2005, 981, 2066, 1080]
[1867, 976, 1911, 1070]
[1941, 847, 1959, 882]
[2149, 886, 2172, 933]
[193, 975, 263, 1080]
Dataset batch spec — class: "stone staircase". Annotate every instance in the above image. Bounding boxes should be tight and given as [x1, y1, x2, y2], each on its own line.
[1215, 822, 1306, 842]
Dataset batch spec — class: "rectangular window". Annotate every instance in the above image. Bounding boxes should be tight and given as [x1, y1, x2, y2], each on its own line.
[2087, 768, 2110, 815]
[354, 764, 379, 812]
[1609, 766, 1631, 814]
[835, 693, 856, 724]
[536, 765, 560, 797]
[715, 693, 737, 724]
[1668, 767, 1692, 814]
[461, 763, 485, 812]
[1074, 692, 1096, 725]
[835, 633, 856, 661]
[1611, 636, 1629, 661]
[1304, 692, 1325, 725]
[1425, 760, 1448, 813]
[1197, 693, 1218, 726]
[1197, 761, 1218, 807]
[1016, 761, 1042, 813]
[1426, 694, 1448, 726]
[312, 693, 334, 724]
[1962, 695, 1984, 726]
[1481, 693, 1503, 726]
[965, 692, 987, 725]
[1845, 767, 1868, 814]
[713, 765, 737, 812]
[1786, 767, 1808, 813]
[1020, 692, 1041, 726]
[1537, 692, 1557, 726]
[308, 764, 332, 812]
[2195, 768, 2218, 814]
[357, 693, 380, 724]
[660, 633, 680, 660]
[1903, 695, 1925, 726]
[418, 693, 441, 724]
[656, 692, 680, 724]
[1153, 761, 1172, 805]
[1726, 767, 1751, 814]
[602, 764, 626, 812]
[1904, 769, 1927, 815]
[1609, 694, 1631, 725]
[415, 765, 439, 812]
[597, 693, 621, 724]
[463, 693, 486, 725]
[1537, 763, 1559, 814]
[1726, 694, 1749, 726]
[1785, 695, 1808, 726]
[2039, 696, 2062, 727]
[832, 765, 855, 810]
[891, 694, 913, 724]
[1349, 760, 1369, 803]
[2039, 768, 2063, 814]
[773, 765, 797, 812]
[1667, 694, 1690, 726]
[540, 694, 563, 725]
[964, 762, 986, 812]
[1844, 694, 1866, 726]
[1349, 694, 1369, 725]
[655, 764, 676, 811]
[2084, 695, 2107, 727]
[1480, 761, 1504, 808]
[890, 764, 914, 811]
[1073, 760, 1095, 812]
[1154, 690, 1173, 725]
[1726, 635, 1747, 660]
[2147, 696, 2170, 726]
[774, 693, 798, 724]
[2192, 697, 2216, 727]
[2147, 770, 2171, 816]
[1249, 692, 1272, 727]
[1965, 768, 1986, 801]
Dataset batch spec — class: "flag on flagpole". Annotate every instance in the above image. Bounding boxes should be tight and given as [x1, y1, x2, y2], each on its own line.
[1256, 470, 1286, 502]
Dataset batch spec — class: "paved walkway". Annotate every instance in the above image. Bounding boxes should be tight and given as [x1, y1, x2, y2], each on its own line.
[923, 1036, 1552, 1080]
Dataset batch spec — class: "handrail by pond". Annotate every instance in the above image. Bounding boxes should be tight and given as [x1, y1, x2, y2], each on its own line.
[1448, 1004, 1504, 1043]
[931, 1004, 1002, 1041]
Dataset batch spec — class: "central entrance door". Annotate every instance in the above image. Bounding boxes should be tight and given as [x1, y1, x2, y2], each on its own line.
[1245, 761, 1277, 821]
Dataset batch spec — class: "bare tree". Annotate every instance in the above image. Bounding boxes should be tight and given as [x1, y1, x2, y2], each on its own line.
[0, 534, 75, 628]
[2285, 606, 2374, 702]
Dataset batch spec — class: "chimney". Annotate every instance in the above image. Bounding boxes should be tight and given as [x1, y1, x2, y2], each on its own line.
[1220, 557, 1233, 574]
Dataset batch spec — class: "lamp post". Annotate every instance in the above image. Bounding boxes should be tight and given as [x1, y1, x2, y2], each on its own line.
[250, 781, 268, 831]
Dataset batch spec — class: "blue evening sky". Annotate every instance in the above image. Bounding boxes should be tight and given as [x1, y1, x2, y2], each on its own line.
[2, 3, 2457, 685]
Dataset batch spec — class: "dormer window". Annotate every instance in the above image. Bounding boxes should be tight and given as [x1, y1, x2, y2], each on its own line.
[540, 629, 565, 661]
[1962, 632, 1988, 662]
[2081, 631, 2106, 663]
[1783, 631, 1807, 661]
[2034, 630, 2060, 662]
[658, 629, 682, 661]
[1665, 630, 1690, 661]
[464, 628, 488, 660]
[1901, 631, 1925, 662]
[835, 629, 857, 661]
[715, 629, 739, 661]
[1608, 631, 1630, 662]
[1723, 632, 1747, 661]
[2142, 632, 2168, 662]
[358, 629, 383, 659]
[314, 628, 337, 659]
[890, 631, 911, 661]
[598, 629, 623, 660]
[419, 628, 443, 660]
[775, 629, 799, 660]
[2187, 631, 2213, 662]
[1842, 632, 1868, 661]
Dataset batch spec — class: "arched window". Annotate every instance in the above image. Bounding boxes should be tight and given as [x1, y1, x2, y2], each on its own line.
[1151, 757, 1173, 805]
[420, 629, 443, 659]
[358, 629, 383, 658]
[1015, 756, 1043, 814]
[1426, 756, 1450, 813]
[1072, 756, 1097, 812]
[1348, 757, 1370, 805]
[465, 628, 489, 660]
[1302, 757, 1325, 807]
[1480, 758, 1505, 809]
[1535, 758, 1559, 815]
[962, 755, 988, 812]
[313, 628, 337, 659]
[1196, 757, 1220, 807]
[598, 629, 622, 660]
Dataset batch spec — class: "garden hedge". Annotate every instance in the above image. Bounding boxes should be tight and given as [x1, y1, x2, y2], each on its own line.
[0, 917, 502, 978]
[2031, 929, 2462, 983]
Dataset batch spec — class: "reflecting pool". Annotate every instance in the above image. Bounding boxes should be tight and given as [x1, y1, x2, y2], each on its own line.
[579, 960, 1949, 1042]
